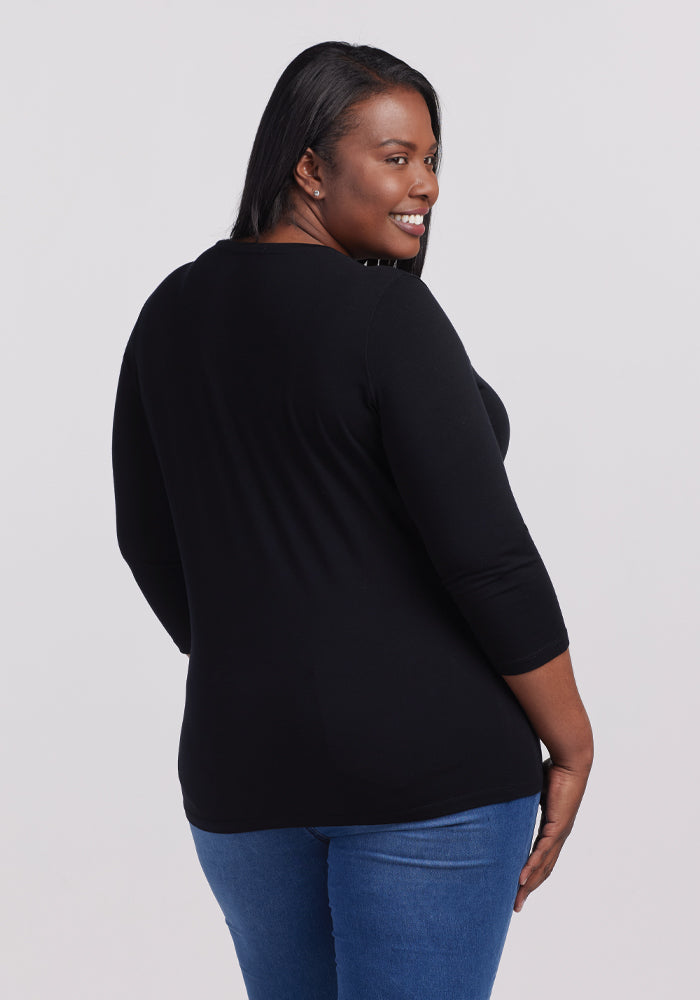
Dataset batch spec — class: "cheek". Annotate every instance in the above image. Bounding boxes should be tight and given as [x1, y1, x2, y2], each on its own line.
[345, 167, 398, 208]
[371, 170, 401, 199]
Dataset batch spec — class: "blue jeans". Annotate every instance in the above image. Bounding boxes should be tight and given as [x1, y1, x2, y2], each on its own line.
[189, 792, 540, 1000]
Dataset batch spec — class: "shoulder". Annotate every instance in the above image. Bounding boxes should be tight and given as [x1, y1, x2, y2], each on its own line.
[126, 259, 194, 357]
[140, 260, 194, 316]
[367, 268, 462, 349]
[364, 269, 473, 403]
[367, 267, 454, 329]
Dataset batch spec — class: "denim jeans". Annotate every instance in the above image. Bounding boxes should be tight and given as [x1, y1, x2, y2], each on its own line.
[188, 792, 540, 1000]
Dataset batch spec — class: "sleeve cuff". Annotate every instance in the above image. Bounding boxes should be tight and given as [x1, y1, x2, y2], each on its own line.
[497, 632, 570, 676]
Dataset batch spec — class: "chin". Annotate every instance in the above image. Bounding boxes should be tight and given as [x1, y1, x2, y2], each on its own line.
[394, 234, 423, 256]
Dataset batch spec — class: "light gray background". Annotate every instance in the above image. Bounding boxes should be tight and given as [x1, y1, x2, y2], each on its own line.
[2, 1, 697, 996]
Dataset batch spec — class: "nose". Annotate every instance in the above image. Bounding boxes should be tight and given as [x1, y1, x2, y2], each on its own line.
[408, 164, 439, 207]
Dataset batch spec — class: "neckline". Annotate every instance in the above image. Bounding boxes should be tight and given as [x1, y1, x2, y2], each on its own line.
[215, 239, 349, 257]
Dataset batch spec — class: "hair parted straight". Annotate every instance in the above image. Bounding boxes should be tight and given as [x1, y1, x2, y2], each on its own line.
[229, 41, 442, 277]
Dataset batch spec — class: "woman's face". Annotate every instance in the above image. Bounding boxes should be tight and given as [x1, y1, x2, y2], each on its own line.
[315, 87, 440, 260]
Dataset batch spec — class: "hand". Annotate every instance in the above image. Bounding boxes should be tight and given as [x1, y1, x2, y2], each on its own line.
[502, 649, 593, 913]
[513, 756, 591, 913]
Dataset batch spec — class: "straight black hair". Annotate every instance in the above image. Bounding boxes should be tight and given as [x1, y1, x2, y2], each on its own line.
[229, 41, 442, 277]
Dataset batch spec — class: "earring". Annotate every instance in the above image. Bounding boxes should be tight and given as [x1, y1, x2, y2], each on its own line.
[313, 190, 320, 197]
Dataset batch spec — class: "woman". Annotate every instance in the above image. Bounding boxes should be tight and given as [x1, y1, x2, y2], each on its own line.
[112, 41, 593, 1000]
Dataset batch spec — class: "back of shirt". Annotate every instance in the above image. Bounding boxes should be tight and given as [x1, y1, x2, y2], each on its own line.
[112, 239, 569, 833]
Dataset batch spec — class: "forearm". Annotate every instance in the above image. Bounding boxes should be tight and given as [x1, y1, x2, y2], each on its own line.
[502, 648, 594, 769]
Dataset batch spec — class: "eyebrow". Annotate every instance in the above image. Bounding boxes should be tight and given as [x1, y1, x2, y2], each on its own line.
[376, 138, 439, 151]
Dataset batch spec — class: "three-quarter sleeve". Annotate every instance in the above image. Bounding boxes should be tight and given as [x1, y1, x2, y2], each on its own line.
[111, 344, 191, 654]
[365, 272, 569, 675]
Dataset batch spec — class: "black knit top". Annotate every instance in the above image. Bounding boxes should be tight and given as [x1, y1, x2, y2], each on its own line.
[111, 239, 569, 833]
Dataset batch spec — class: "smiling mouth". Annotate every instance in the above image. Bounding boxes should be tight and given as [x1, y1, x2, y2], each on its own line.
[388, 213, 426, 235]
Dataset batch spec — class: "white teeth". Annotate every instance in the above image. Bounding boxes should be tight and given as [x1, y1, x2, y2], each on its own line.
[390, 213, 423, 225]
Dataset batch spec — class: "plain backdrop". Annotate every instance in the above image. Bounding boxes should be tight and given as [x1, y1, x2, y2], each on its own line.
[2, 1, 698, 997]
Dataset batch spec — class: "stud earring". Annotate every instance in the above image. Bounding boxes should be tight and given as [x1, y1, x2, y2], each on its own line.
[313, 190, 320, 197]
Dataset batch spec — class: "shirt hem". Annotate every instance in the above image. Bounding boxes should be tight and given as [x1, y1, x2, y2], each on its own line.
[183, 777, 544, 834]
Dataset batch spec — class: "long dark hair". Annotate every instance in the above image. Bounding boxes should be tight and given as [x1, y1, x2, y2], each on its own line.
[229, 41, 442, 277]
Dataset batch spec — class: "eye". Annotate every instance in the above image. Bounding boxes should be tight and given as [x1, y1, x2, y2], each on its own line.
[387, 154, 439, 169]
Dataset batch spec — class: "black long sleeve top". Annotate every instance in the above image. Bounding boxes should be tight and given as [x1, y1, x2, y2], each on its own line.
[111, 239, 570, 833]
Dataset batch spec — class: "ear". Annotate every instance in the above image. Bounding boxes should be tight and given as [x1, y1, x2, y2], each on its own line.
[292, 147, 326, 199]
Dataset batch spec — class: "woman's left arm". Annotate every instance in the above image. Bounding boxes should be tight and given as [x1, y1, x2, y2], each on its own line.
[111, 343, 191, 656]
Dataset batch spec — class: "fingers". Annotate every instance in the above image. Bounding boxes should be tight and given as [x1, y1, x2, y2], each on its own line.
[512, 761, 590, 913]
[513, 824, 561, 912]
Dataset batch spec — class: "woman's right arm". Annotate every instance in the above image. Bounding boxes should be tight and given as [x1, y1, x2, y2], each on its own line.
[502, 647, 594, 912]
[365, 273, 593, 908]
